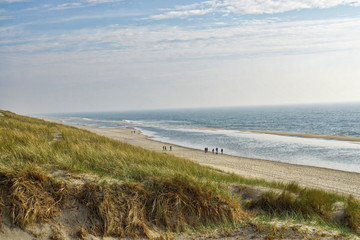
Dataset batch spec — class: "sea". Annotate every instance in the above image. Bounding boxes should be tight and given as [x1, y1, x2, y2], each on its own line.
[45, 103, 360, 173]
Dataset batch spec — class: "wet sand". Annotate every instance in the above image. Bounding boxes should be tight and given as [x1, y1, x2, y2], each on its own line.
[69, 123, 360, 199]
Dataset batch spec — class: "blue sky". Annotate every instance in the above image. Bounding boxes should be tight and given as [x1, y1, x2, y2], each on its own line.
[1, 0, 360, 114]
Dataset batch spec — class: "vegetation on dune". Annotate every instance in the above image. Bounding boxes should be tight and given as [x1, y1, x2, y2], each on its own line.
[0, 110, 359, 238]
[344, 196, 360, 234]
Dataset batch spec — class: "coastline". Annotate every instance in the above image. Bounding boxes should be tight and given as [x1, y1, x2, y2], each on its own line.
[65, 117, 360, 142]
[68, 123, 360, 199]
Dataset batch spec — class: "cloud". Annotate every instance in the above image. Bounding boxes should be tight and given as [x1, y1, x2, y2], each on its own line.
[0, 15, 13, 20]
[149, 0, 360, 20]
[219, 0, 360, 14]
[49, 3, 83, 11]
[0, 8, 13, 21]
[21, 1, 123, 12]
[150, 8, 213, 20]
[0, 0, 29, 2]
[86, 0, 123, 3]
[2, 17, 360, 63]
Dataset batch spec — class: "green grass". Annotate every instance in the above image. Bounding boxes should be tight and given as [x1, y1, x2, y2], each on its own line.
[0, 110, 359, 238]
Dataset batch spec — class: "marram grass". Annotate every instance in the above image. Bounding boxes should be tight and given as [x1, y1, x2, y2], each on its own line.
[0, 110, 359, 238]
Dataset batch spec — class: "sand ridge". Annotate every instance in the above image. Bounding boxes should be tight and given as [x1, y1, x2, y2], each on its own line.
[70, 124, 360, 199]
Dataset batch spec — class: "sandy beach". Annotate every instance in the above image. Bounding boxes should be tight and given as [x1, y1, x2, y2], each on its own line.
[73, 124, 360, 199]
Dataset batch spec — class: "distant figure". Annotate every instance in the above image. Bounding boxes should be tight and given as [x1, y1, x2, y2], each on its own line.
[221, 148, 223, 154]
[170, 146, 172, 151]
[204, 147, 208, 153]
[212, 148, 214, 154]
[164, 146, 167, 151]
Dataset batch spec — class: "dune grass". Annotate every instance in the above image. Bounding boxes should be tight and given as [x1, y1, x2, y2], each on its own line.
[0, 110, 359, 238]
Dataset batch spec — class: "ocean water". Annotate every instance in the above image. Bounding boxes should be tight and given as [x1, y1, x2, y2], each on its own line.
[47, 103, 360, 173]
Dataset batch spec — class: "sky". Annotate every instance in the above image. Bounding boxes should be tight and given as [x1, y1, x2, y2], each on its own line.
[1, 0, 360, 114]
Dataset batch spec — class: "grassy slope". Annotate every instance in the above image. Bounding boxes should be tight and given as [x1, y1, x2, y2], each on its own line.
[0, 110, 359, 238]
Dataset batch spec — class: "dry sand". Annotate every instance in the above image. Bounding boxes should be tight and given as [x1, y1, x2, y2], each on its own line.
[72, 124, 360, 199]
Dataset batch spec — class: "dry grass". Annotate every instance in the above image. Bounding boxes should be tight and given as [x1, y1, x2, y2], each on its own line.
[344, 195, 360, 234]
[0, 168, 60, 229]
[50, 225, 65, 240]
[77, 226, 88, 240]
[0, 167, 245, 238]
[0, 194, 3, 228]
[81, 177, 244, 238]
[247, 189, 337, 219]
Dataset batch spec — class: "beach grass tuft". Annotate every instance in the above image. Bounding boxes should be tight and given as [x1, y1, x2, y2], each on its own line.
[81, 177, 244, 238]
[0, 167, 61, 229]
[247, 188, 337, 219]
[344, 195, 360, 234]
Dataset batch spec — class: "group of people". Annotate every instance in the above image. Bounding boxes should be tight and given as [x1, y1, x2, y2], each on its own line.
[162, 146, 173, 151]
[130, 130, 136, 134]
[204, 147, 223, 154]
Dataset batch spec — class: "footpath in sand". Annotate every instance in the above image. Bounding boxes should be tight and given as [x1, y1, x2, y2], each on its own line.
[76, 125, 360, 199]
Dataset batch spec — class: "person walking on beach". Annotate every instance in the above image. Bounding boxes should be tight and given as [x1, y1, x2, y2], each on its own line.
[221, 148, 223, 154]
[212, 148, 214, 154]
[170, 146, 172, 151]
[216, 148, 218, 154]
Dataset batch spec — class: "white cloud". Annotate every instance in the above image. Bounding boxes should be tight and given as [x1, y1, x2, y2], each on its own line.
[86, 0, 123, 3]
[219, 0, 360, 14]
[2, 17, 360, 63]
[0, 0, 29, 2]
[21, 1, 123, 12]
[150, 8, 213, 20]
[0, 15, 13, 20]
[0, 8, 12, 20]
[22, 4, 52, 12]
[49, 3, 83, 11]
[149, 0, 360, 20]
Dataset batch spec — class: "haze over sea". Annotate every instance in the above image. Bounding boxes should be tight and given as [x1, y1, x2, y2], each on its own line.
[47, 103, 360, 173]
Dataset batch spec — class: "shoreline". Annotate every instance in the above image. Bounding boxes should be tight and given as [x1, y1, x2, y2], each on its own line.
[68, 123, 360, 199]
[62, 117, 360, 142]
